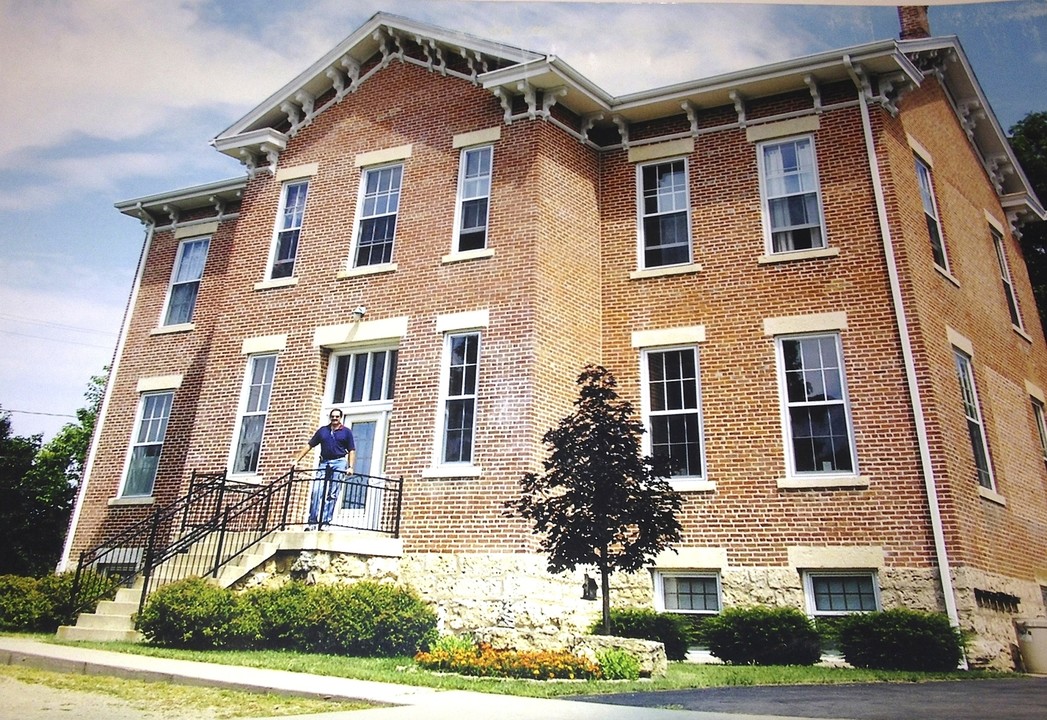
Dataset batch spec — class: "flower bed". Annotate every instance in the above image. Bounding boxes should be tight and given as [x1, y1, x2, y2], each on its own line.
[415, 642, 601, 680]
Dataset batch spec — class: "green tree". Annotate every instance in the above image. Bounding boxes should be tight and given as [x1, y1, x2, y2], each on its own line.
[506, 365, 682, 634]
[1009, 111, 1047, 334]
[0, 371, 106, 576]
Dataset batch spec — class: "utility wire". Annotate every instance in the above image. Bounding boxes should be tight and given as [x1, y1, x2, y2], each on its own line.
[0, 329, 114, 350]
[0, 313, 118, 336]
[2, 408, 77, 418]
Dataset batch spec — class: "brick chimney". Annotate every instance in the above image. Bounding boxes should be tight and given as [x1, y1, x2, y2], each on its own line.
[898, 6, 931, 40]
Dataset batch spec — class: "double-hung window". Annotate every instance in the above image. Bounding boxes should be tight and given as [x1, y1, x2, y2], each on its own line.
[778, 333, 856, 475]
[163, 237, 209, 326]
[991, 227, 1023, 329]
[122, 392, 173, 497]
[804, 571, 880, 615]
[639, 159, 691, 268]
[1032, 398, 1047, 464]
[953, 349, 994, 489]
[915, 156, 948, 270]
[354, 164, 402, 267]
[440, 332, 480, 464]
[231, 354, 277, 475]
[643, 347, 703, 479]
[270, 181, 308, 279]
[759, 136, 826, 253]
[455, 146, 493, 252]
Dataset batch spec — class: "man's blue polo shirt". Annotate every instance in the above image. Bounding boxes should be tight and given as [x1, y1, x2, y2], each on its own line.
[309, 425, 355, 461]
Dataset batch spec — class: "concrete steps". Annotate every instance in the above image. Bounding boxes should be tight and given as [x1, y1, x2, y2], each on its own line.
[55, 534, 281, 643]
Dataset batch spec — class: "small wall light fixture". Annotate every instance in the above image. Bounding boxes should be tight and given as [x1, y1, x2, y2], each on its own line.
[352, 305, 367, 321]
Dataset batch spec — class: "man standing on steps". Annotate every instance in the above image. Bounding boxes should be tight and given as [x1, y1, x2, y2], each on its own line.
[293, 408, 356, 530]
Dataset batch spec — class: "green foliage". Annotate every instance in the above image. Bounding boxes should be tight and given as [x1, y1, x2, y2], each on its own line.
[415, 642, 602, 680]
[140, 579, 437, 657]
[304, 581, 438, 657]
[238, 581, 313, 649]
[0, 575, 50, 630]
[596, 648, 641, 680]
[0, 372, 105, 576]
[37, 571, 118, 630]
[589, 608, 693, 661]
[703, 606, 821, 666]
[506, 365, 682, 633]
[0, 571, 117, 632]
[1010, 111, 1047, 334]
[137, 578, 243, 650]
[835, 609, 964, 671]
[429, 634, 477, 654]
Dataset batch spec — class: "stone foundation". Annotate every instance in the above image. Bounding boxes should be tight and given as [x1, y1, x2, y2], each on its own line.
[233, 542, 1045, 671]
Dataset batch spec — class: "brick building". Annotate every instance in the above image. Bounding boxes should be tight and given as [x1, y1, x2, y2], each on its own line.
[60, 10, 1047, 668]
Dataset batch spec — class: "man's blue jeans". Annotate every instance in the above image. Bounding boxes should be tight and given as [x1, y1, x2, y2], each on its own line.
[308, 457, 346, 527]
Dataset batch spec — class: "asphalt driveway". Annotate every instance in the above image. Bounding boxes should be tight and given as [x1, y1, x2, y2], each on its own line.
[569, 677, 1047, 720]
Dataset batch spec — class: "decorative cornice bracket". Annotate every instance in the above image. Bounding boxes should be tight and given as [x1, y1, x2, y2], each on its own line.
[492, 87, 513, 124]
[541, 86, 568, 118]
[612, 115, 630, 149]
[729, 90, 746, 128]
[681, 101, 699, 135]
[804, 75, 822, 114]
[580, 113, 603, 144]
[517, 81, 538, 119]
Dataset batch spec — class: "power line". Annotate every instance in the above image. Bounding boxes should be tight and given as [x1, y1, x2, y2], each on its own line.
[2, 408, 77, 418]
[0, 313, 118, 337]
[0, 329, 114, 350]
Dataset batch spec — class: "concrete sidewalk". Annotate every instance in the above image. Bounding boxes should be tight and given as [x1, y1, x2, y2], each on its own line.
[0, 636, 813, 720]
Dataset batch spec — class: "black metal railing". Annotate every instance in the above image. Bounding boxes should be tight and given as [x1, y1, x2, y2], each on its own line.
[69, 467, 404, 621]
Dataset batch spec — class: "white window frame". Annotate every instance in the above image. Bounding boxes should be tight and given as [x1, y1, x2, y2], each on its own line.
[327, 347, 398, 410]
[229, 354, 278, 477]
[757, 135, 827, 255]
[119, 391, 174, 497]
[453, 145, 493, 253]
[953, 348, 995, 490]
[914, 155, 949, 271]
[435, 331, 481, 468]
[640, 346, 705, 484]
[653, 571, 722, 614]
[351, 163, 403, 269]
[162, 236, 210, 326]
[637, 157, 692, 269]
[991, 226, 1023, 330]
[803, 570, 881, 616]
[268, 180, 309, 280]
[1032, 397, 1047, 465]
[775, 332, 858, 478]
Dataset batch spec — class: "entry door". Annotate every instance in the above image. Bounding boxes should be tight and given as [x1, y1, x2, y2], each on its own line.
[333, 413, 387, 530]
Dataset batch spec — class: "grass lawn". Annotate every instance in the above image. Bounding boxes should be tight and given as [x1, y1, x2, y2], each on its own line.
[53, 638, 1010, 700]
[0, 663, 374, 718]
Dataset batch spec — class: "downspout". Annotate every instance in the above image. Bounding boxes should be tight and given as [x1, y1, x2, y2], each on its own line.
[845, 57, 963, 642]
[58, 212, 156, 571]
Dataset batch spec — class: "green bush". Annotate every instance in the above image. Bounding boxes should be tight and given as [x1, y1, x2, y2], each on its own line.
[703, 606, 821, 665]
[0, 575, 50, 630]
[304, 581, 438, 657]
[239, 581, 314, 650]
[36, 571, 119, 631]
[835, 609, 963, 671]
[429, 634, 477, 654]
[137, 578, 242, 649]
[589, 608, 693, 661]
[597, 648, 641, 680]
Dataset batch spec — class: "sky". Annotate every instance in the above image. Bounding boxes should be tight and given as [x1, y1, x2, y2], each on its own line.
[1, 0, 1045, 441]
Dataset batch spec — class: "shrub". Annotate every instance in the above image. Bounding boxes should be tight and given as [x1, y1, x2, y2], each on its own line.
[0, 575, 49, 630]
[36, 571, 119, 630]
[137, 578, 242, 649]
[589, 608, 693, 660]
[597, 648, 641, 680]
[429, 634, 477, 654]
[415, 642, 601, 680]
[835, 609, 964, 671]
[238, 581, 314, 650]
[304, 581, 438, 657]
[703, 606, 821, 665]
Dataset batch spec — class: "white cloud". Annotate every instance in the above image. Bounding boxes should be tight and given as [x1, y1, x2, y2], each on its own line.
[0, 0, 305, 163]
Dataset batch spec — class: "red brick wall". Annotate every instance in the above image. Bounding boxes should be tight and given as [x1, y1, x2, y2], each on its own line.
[70, 54, 1047, 591]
